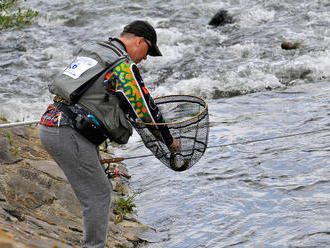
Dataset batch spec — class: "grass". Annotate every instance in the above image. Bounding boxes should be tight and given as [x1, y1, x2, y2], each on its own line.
[5, 132, 20, 156]
[114, 193, 137, 224]
[0, 113, 8, 122]
[11, 145, 20, 156]
[6, 132, 13, 143]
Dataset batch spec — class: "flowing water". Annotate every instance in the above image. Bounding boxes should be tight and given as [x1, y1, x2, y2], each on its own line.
[1, 0, 329, 247]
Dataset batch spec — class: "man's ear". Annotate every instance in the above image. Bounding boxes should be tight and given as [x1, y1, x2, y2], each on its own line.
[136, 37, 143, 47]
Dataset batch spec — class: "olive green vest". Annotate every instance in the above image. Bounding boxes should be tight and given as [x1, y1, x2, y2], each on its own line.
[48, 40, 133, 144]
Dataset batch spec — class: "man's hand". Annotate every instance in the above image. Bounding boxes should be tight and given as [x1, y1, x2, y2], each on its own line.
[169, 138, 181, 153]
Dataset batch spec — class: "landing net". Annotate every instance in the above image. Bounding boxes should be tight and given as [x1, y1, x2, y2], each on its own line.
[131, 95, 209, 171]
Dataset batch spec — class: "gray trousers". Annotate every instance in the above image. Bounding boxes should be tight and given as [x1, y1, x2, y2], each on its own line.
[38, 125, 112, 248]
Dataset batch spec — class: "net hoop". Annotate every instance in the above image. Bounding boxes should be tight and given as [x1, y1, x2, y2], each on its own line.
[131, 95, 208, 126]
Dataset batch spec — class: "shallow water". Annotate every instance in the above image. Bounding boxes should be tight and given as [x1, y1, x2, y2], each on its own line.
[125, 82, 330, 247]
[0, 0, 329, 247]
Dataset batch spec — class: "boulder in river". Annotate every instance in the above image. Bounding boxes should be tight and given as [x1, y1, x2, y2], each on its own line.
[208, 9, 234, 27]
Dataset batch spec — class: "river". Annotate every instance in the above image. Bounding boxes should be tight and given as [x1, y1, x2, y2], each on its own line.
[0, 0, 329, 247]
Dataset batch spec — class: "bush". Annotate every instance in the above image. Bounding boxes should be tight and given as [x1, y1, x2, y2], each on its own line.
[0, 0, 38, 30]
[114, 194, 137, 224]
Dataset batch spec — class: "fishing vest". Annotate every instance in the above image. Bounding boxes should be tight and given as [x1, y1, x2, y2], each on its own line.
[48, 40, 133, 144]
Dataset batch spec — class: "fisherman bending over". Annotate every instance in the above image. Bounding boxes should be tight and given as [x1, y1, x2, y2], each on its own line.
[39, 20, 179, 248]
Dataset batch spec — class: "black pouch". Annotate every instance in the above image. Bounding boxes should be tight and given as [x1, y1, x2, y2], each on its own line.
[74, 114, 108, 146]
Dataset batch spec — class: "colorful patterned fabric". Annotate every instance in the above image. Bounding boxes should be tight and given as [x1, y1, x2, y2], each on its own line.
[39, 100, 88, 128]
[107, 59, 156, 123]
[39, 104, 61, 127]
[105, 59, 173, 146]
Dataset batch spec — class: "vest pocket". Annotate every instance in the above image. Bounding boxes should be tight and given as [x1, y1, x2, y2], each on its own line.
[103, 105, 132, 144]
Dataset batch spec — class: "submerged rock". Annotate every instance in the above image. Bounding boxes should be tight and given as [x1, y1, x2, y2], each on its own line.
[281, 41, 303, 50]
[208, 9, 234, 27]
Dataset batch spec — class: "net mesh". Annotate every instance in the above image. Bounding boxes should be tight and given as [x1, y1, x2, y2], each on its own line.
[131, 95, 209, 171]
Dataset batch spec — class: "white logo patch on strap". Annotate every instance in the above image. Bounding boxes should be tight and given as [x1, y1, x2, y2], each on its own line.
[63, 57, 98, 79]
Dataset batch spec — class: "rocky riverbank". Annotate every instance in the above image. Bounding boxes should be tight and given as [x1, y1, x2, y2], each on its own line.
[0, 120, 158, 248]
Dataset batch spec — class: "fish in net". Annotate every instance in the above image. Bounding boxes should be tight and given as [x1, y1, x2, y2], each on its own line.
[131, 95, 209, 171]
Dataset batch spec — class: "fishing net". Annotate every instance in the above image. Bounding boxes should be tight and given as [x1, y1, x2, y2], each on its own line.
[131, 95, 209, 171]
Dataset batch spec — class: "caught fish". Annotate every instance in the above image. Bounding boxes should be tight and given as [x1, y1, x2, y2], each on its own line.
[169, 153, 191, 172]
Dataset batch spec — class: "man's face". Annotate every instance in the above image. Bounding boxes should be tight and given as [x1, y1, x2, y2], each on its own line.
[128, 37, 151, 64]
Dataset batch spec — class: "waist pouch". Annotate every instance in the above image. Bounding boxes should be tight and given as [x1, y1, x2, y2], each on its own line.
[54, 102, 108, 146]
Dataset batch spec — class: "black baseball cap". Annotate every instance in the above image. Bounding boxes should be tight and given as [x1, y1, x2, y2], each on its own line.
[123, 20, 162, 56]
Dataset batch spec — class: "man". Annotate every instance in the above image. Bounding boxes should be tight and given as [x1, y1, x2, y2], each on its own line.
[39, 20, 180, 248]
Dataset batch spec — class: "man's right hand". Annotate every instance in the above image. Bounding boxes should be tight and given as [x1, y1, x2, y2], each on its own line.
[169, 138, 181, 153]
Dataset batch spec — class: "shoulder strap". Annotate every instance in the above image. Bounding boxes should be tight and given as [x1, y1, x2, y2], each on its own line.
[97, 41, 125, 57]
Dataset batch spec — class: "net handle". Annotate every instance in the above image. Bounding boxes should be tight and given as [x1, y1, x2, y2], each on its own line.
[131, 94, 208, 126]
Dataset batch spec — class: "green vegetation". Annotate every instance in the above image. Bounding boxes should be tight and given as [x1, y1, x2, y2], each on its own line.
[11, 145, 20, 156]
[115, 194, 137, 224]
[0, 0, 38, 30]
[0, 113, 8, 122]
[5, 132, 20, 156]
[6, 132, 13, 143]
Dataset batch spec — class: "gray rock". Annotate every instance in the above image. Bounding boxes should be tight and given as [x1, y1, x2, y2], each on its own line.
[1, 203, 25, 221]
[55, 184, 81, 217]
[0, 206, 12, 220]
[120, 241, 135, 248]
[18, 167, 53, 189]
[133, 227, 169, 243]
[26, 159, 67, 180]
[5, 176, 56, 209]
[118, 220, 167, 243]
[27, 238, 73, 248]
[10, 127, 29, 139]
[0, 138, 21, 164]
[25, 215, 61, 234]
[0, 191, 5, 202]
[116, 163, 131, 179]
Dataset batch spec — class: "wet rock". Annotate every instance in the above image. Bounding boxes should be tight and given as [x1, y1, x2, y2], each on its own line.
[0, 138, 21, 164]
[208, 9, 234, 27]
[16, 44, 27, 52]
[118, 220, 167, 243]
[281, 41, 302, 50]
[124, 213, 139, 222]
[135, 227, 168, 243]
